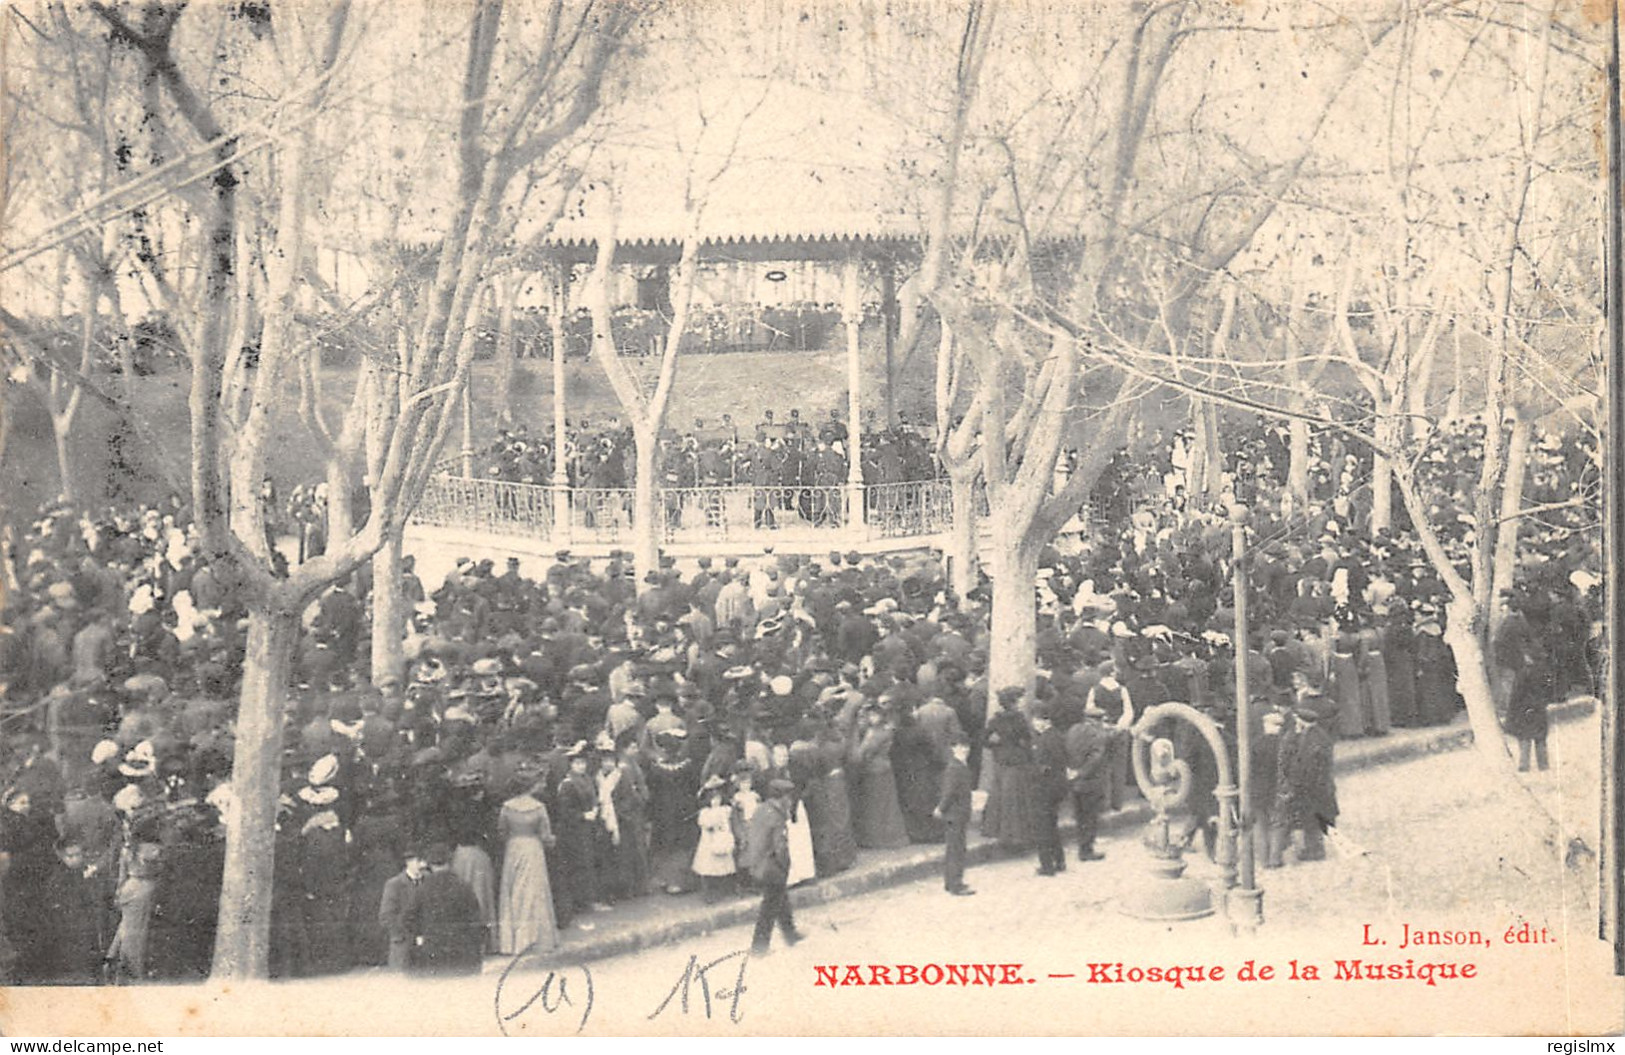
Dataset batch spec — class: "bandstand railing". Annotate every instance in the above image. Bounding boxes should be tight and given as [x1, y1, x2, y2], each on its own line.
[660, 484, 850, 540]
[868, 479, 953, 538]
[412, 476, 557, 538]
[411, 470, 1118, 554]
[569, 487, 633, 540]
[413, 475, 961, 547]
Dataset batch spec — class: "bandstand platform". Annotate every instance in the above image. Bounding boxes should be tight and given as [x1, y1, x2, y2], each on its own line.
[405, 475, 957, 570]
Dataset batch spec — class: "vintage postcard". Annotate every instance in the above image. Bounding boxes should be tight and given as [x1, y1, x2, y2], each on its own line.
[0, 0, 1621, 1038]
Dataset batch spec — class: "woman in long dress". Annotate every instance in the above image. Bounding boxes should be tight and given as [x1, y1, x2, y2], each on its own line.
[107, 841, 162, 983]
[981, 688, 1039, 850]
[1413, 616, 1464, 725]
[848, 711, 909, 849]
[797, 731, 858, 877]
[1381, 606, 1420, 728]
[496, 780, 560, 959]
[1356, 623, 1392, 735]
[785, 789, 817, 887]
[1329, 627, 1365, 739]
[448, 779, 497, 953]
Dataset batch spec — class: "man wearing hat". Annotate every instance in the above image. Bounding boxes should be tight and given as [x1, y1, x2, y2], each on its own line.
[932, 737, 976, 895]
[714, 571, 755, 636]
[1272, 680, 1338, 864]
[1031, 706, 1069, 876]
[400, 554, 425, 606]
[1065, 700, 1113, 863]
[409, 843, 486, 974]
[745, 778, 803, 955]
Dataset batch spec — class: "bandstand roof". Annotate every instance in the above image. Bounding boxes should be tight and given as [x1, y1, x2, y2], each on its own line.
[538, 80, 927, 264]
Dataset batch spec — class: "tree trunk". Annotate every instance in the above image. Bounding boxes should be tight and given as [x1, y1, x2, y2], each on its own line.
[52, 414, 75, 503]
[979, 536, 1038, 794]
[213, 604, 300, 979]
[946, 463, 979, 600]
[370, 527, 405, 688]
[1488, 416, 1531, 643]
[0, 389, 11, 476]
[1370, 411, 1402, 533]
[1447, 321, 1464, 420]
[1370, 453, 1392, 533]
[326, 453, 355, 544]
[1197, 399, 1223, 500]
[986, 537, 1039, 718]
[1442, 595, 1513, 771]
[632, 425, 659, 592]
[494, 272, 520, 427]
[1287, 417, 1311, 515]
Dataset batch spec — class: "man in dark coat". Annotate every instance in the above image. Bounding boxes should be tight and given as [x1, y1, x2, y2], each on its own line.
[400, 555, 426, 606]
[913, 694, 966, 764]
[745, 779, 803, 955]
[409, 843, 485, 974]
[1031, 707, 1069, 875]
[1273, 691, 1338, 863]
[317, 582, 365, 668]
[37, 838, 112, 983]
[1027, 702, 1066, 877]
[1496, 591, 1554, 771]
[932, 738, 975, 895]
[1064, 703, 1112, 862]
[148, 810, 225, 980]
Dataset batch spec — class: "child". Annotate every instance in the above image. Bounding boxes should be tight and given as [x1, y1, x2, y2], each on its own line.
[691, 776, 736, 904]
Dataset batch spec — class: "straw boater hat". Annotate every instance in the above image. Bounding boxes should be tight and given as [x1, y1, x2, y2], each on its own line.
[119, 741, 157, 778]
[308, 754, 340, 787]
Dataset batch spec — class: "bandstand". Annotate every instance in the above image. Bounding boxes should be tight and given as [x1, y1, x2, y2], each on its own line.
[406, 217, 960, 564]
[405, 88, 973, 567]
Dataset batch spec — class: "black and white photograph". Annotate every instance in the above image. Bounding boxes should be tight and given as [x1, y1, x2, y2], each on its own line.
[0, 0, 1621, 1037]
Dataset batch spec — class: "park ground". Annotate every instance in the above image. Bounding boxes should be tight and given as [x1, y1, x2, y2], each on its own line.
[4, 706, 1618, 1037]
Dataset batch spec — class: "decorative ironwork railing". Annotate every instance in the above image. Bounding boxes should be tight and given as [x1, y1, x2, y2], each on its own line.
[663, 484, 851, 540]
[414, 476, 556, 538]
[868, 479, 954, 538]
[568, 488, 633, 541]
[413, 475, 1115, 546]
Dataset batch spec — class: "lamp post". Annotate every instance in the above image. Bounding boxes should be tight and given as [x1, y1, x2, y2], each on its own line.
[1230, 502, 1265, 933]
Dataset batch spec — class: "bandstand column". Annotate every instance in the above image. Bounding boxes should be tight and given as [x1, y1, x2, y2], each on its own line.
[460, 373, 474, 478]
[880, 258, 897, 427]
[843, 253, 865, 529]
[550, 259, 571, 537]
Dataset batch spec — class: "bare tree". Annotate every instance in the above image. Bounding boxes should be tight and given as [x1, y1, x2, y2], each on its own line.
[877, 0, 1403, 742]
[1086, 0, 1602, 784]
[0, 0, 645, 978]
[578, 80, 769, 587]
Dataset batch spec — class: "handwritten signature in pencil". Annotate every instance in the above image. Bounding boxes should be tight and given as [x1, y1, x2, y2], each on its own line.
[493, 946, 751, 1035]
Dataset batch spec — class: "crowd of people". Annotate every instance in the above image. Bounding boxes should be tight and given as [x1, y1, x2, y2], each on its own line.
[471, 407, 941, 492]
[0, 409, 1603, 983]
